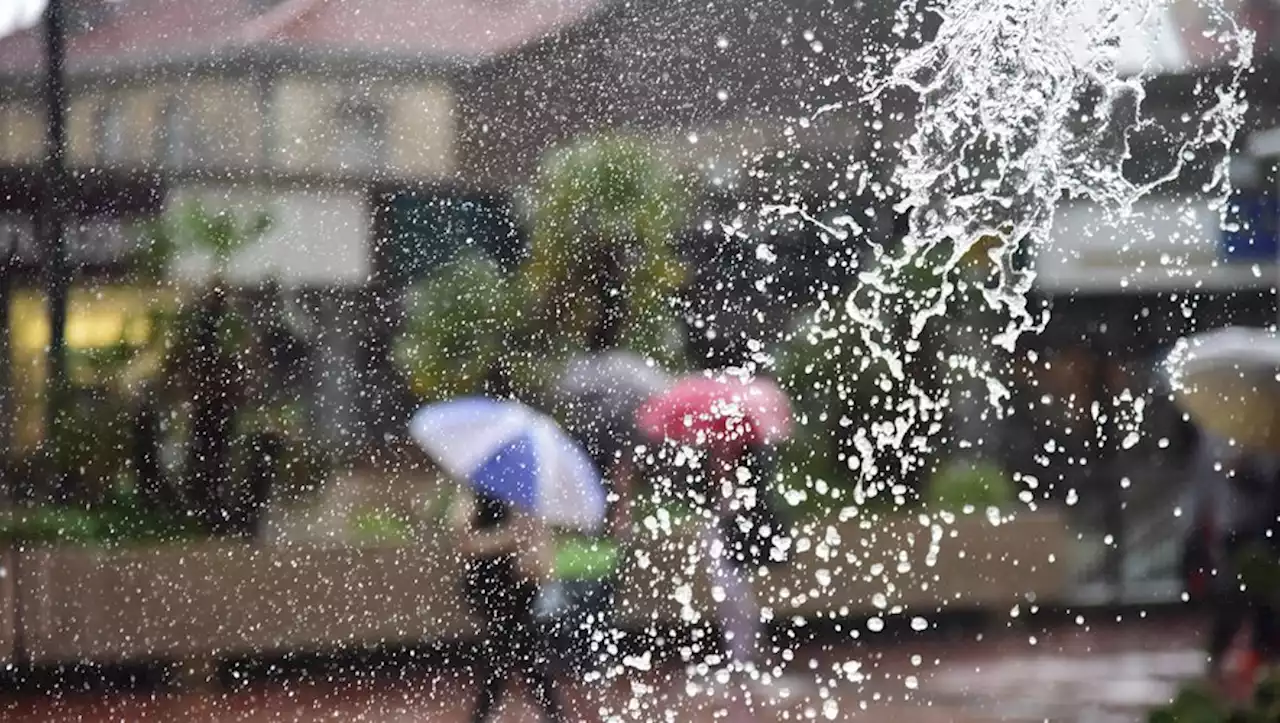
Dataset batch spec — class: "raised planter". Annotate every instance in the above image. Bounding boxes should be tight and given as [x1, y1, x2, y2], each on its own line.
[15, 510, 1069, 665]
[615, 509, 1070, 627]
[19, 541, 478, 665]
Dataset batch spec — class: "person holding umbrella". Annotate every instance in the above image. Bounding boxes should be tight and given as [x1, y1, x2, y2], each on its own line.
[637, 370, 794, 717]
[1184, 431, 1280, 689]
[1166, 327, 1280, 691]
[554, 351, 672, 678]
[411, 395, 607, 723]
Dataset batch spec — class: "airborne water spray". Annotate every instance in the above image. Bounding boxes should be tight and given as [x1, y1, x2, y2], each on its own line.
[843, 0, 1254, 501]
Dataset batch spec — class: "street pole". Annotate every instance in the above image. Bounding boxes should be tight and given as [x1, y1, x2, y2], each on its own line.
[1089, 326, 1124, 603]
[41, 0, 69, 475]
[0, 227, 12, 462]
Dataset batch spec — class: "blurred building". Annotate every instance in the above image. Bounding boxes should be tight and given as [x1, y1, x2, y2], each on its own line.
[0, 0, 602, 452]
[0, 0, 913, 448]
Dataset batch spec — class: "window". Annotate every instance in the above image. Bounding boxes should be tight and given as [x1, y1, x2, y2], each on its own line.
[160, 95, 202, 170]
[66, 0, 116, 36]
[382, 192, 523, 285]
[96, 97, 129, 165]
[331, 99, 385, 171]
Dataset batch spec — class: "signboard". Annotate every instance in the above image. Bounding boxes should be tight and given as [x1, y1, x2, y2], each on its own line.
[166, 186, 371, 287]
[1096, 0, 1278, 76]
[1221, 189, 1280, 263]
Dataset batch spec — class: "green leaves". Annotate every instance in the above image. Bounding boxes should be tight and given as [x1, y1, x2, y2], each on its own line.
[177, 201, 272, 270]
[524, 133, 690, 363]
[133, 199, 273, 280]
[394, 135, 693, 403]
[349, 508, 414, 545]
[925, 458, 1017, 512]
[1148, 676, 1280, 723]
[394, 253, 522, 402]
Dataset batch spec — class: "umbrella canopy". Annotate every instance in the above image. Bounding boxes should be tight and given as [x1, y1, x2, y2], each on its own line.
[556, 351, 672, 470]
[1164, 326, 1280, 454]
[409, 397, 607, 531]
[636, 372, 793, 455]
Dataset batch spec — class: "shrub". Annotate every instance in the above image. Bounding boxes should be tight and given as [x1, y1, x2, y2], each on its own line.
[925, 458, 1018, 512]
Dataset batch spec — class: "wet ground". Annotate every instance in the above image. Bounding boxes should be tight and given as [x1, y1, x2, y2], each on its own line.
[0, 613, 1206, 722]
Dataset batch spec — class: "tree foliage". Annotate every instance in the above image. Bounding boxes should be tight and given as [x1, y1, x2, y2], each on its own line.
[771, 236, 989, 518]
[135, 199, 272, 280]
[395, 253, 522, 402]
[523, 133, 690, 364]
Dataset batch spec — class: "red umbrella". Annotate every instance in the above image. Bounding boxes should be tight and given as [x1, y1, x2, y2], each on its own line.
[636, 372, 793, 454]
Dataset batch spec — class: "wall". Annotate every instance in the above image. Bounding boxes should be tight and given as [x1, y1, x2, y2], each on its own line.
[0, 102, 41, 163]
[0, 74, 454, 179]
[272, 78, 455, 177]
[10, 511, 1070, 665]
[167, 184, 371, 288]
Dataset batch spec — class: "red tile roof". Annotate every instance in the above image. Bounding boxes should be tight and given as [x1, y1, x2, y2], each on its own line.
[0, 0, 604, 75]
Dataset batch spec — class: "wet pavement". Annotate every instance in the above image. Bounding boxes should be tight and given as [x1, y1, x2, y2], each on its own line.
[0, 614, 1207, 722]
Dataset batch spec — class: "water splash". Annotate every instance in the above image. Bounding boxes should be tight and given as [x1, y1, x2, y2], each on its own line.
[840, 0, 1253, 493]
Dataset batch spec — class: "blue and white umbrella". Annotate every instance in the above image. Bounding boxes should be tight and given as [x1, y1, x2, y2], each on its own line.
[409, 397, 607, 531]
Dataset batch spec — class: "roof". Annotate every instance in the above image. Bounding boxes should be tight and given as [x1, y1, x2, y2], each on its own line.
[0, 0, 606, 77]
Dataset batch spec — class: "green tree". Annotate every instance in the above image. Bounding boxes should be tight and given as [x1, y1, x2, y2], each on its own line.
[395, 253, 522, 402]
[773, 239, 964, 518]
[522, 134, 690, 365]
[136, 200, 273, 534]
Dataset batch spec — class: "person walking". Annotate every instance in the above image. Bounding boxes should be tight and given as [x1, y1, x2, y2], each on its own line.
[1186, 432, 1280, 689]
[449, 487, 567, 723]
[552, 451, 635, 680]
[704, 443, 789, 677]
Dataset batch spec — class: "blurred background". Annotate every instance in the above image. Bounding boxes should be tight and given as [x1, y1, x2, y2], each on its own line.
[0, 0, 1280, 720]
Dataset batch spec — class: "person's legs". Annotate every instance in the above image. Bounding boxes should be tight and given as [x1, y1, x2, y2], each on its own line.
[470, 645, 510, 723]
[519, 652, 567, 723]
[1251, 535, 1280, 663]
[702, 528, 759, 723]
[466, 578, 518, 723]
[562, 579, 618, 678]
[508, 583, 567, 722]
[704, 528, 761, 670]
[1253, 602, 1279, 659]
[1210, 582, 1247, 669]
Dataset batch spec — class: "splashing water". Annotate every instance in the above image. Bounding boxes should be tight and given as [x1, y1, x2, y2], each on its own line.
[838, 0, 1253, 497]
[625, 1, 1255, 718]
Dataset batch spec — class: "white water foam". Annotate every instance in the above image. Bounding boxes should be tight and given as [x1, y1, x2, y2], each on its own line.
[837, 0, 1255, 497]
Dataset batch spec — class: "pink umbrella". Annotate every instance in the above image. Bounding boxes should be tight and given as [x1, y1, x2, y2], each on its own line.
[636, 372, 793, 455]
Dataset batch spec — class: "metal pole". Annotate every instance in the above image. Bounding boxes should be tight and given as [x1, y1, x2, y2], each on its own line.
[1090, 326, 1125, 603]
[41, 0, 69, 454]
[0, 227, 13, 460]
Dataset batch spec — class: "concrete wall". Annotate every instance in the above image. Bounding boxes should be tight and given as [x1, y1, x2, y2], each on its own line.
[8, 511, 1070, 665]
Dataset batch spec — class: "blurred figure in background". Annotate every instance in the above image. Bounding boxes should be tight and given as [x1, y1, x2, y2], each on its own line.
[551, 449, 634, 680]
[704, 442, 790, 704]
[449, 486, 566, 723]
[1183, 430, 1280, 689]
